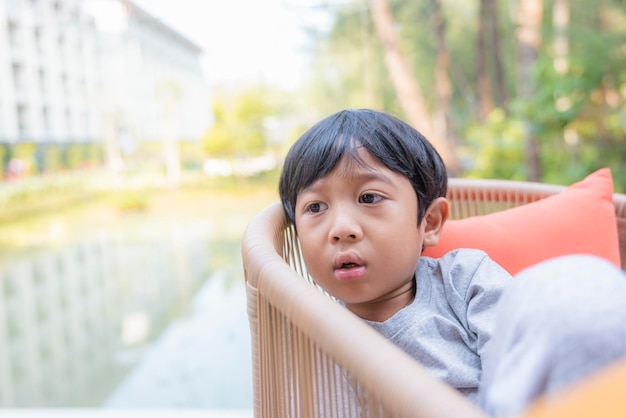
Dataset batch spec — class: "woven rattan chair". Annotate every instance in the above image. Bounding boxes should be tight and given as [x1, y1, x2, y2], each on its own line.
[242, 178, 626, 418]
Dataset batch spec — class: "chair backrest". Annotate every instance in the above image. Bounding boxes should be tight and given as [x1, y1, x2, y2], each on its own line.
[241, 178, 626, 417]
[242, 200, 486, 418]
[444, 178, 626, 270]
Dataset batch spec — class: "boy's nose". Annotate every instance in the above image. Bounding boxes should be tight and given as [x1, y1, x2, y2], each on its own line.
[328, 208, 362, 242]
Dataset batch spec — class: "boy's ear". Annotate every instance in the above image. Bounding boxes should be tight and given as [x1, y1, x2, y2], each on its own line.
[422, 197, 449, 248]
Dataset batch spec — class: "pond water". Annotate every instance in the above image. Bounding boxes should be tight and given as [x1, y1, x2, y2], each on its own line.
[0, 201, 256, 413]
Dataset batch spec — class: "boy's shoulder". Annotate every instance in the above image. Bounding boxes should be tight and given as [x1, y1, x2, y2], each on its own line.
[420, 248, 511, 289]
[422, 248, 491, 268]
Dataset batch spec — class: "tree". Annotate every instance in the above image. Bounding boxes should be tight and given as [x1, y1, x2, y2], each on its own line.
[311, 0, 626, 189]
[477, 0, 495, 120]
[156, 79, 182, 187]
[491, 0, 507, 109]
[476, 0, 508, 119]
[370, 0, 458, 172]
[431, 0, 455, 153]
[515, 0, 544, 181]
[202, 86, 292, 160]
[552, 0, 570, 75]
[305, 3, 387, 115]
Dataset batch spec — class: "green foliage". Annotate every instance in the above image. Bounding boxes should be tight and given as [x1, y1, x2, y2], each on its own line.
[202, 87, 286, 159]
[464, 109, 527, 180]
[0, 172, 91, 224]
[12, 142, 37, 174]
[306, 2, 396, 113]
[393, 1, 439, 104]
[42, 144, 64, 172]
[513, 8, 626, 190]
[113, 191, 149, 212]
[67, 144, 84, 170]
[310, 0, 626, 192]
[0, 145, 6, 178]
[1, 142, 105, 177]
[177, 140, 205, 170]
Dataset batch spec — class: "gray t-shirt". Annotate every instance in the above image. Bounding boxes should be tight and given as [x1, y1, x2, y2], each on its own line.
[365, 249, 512, 403]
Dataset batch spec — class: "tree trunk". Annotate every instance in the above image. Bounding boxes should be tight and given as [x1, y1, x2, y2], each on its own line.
[360, 0, 375, 107]
[370, 0, 458, 172]
[490, 0, 507, 109]
[516, 0, 543, 182]
[431, 0, 456, 154]
[552, 0, 569, 75]
[477, 0, 494, 121]
[551, 0, 570, 108]
[477, 0, 506, 118]
[157, 79, 182, 187]
[553, 0, 576, 155]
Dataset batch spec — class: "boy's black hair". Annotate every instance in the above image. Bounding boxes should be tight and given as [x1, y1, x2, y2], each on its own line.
[279, 109, 448, 225]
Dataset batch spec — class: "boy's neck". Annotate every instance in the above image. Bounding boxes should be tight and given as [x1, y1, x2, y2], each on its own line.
[346, 278, 416, 322]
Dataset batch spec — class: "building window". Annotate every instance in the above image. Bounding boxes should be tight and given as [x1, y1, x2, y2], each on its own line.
[65, 108, 72, 137]
[17, 105, 28, 137]
[38, 68, 46, 94]
[42, 106, 50, 136]
[7, 21, 20, 49]
[12, 63, 24, 92]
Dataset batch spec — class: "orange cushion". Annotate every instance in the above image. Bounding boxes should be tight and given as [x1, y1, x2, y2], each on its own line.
[522, 356, 626, 418]
[423, 169, 620, 275]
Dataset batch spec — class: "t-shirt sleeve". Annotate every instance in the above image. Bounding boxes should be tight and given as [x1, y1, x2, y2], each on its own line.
[465, 254, 512, 356]
[441, 249, 513, 356]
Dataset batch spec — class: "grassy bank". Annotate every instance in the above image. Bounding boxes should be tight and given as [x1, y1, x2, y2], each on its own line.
[0, 170, 280, 254]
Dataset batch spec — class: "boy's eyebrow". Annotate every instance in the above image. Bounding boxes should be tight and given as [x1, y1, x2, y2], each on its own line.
[302, 168, 393, 193]
[353, 170, 393, 184]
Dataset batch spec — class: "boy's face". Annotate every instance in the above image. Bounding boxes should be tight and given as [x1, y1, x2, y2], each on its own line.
[294, 147, 446, 322]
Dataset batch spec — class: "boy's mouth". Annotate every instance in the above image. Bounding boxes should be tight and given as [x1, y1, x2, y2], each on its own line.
[334, 252, 366, 281]
[334, 252, 364, 269]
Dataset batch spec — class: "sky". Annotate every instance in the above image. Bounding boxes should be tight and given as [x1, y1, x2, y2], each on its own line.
[131, 0, 331, 90]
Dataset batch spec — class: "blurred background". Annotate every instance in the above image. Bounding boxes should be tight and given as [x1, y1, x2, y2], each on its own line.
[0, 0, 624, 415]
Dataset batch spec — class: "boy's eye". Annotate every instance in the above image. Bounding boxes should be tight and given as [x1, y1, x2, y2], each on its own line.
[359, 193, 381, 204]
[305, 202, 327, 213]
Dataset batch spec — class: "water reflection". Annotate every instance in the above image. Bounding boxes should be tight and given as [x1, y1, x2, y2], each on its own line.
[105, 272, 252, 408]
[0, 221, 251, 408]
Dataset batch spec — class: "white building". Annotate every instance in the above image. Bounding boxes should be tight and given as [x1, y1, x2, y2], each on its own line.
[0, 0, 211, 170]
[0, 0, 101, 143]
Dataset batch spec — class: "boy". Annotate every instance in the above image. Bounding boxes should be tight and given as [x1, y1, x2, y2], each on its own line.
[278, 108, 626, 416]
